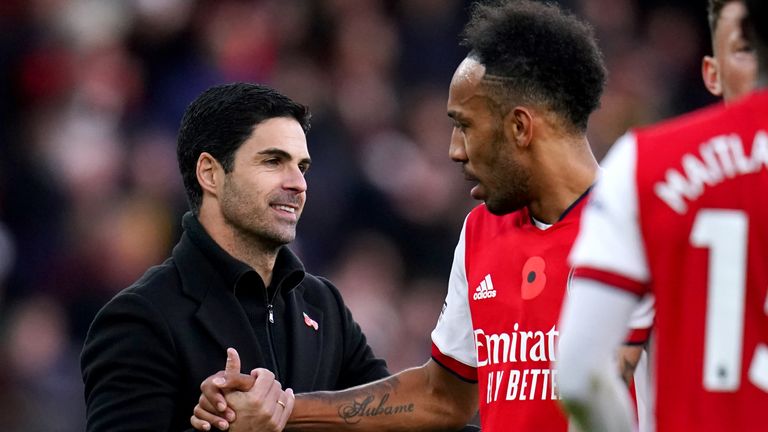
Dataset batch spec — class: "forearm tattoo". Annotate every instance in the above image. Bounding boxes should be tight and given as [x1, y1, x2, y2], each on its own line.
[337, 393, 415, 424]
[324, 378, 416, 424]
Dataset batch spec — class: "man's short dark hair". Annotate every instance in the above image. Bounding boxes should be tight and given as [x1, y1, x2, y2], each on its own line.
[708, 0, 739, 34]
[177, 83, 311, 214]
[462, 0, 606, 132]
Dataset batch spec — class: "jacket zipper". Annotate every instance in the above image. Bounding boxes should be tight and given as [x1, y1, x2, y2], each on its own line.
[264, 291, 280, 380]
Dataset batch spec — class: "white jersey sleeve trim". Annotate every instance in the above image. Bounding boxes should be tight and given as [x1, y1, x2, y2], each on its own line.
[628, 294, 655, 330]
[431, 216, 477, 369]
[570, 133, 651, 284]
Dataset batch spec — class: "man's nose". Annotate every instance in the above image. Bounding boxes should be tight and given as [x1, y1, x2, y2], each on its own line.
[284, 165, 307, 192]
[449, 129, 468, 162]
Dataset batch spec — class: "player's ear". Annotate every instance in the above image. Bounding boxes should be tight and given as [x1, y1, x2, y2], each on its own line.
[504, 106, 534, 149]
[196, 152, 222, 197]
[702, 56, 723, 97]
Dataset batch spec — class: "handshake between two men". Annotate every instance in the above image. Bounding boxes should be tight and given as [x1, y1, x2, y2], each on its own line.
[191, 348, 294, 432]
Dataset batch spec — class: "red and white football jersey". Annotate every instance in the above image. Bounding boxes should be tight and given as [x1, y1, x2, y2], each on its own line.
[571, 90, 768, 431]
[431, 198, 589, 431]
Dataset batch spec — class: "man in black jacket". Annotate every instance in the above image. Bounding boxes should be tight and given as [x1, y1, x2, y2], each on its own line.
[81, 83, 388, 432]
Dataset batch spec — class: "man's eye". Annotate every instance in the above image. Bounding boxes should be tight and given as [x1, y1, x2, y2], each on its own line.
[265, 158, 280, 166]
[299, 164, 310, 174]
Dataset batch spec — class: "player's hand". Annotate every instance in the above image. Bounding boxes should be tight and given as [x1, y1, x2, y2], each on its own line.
[190, 348, 256, 431]
[225, 369, 295, 432]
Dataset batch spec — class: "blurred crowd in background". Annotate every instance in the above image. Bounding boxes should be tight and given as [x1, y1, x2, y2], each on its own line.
[0, 0, 720, 430]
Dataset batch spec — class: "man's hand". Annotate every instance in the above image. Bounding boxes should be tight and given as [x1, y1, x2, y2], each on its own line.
[225, 369, 294, 432]
[190, 348, 256, 431]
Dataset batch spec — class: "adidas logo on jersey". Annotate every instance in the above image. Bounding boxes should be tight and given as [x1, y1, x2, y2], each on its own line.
[473, 274, 497, 300]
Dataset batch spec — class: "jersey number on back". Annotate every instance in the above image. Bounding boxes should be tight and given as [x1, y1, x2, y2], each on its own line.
[691, 209, 768, 393]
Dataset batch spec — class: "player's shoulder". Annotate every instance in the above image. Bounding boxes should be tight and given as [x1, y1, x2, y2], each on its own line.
[467, 203, 526, 227]
[466, 203, 489, 226]
[634, 90, 768, 144]
[633, 102, 726, 143]
[464, 204, 528, 246]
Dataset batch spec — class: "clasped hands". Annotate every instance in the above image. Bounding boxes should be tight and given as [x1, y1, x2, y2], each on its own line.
[190, 348, 294, 431]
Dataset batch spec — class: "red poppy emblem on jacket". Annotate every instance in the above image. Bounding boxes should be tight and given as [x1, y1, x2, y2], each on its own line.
[521, 256, 547, 300]
[303, 312, 319, 330]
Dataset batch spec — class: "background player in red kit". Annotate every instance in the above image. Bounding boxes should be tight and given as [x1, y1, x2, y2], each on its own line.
[188, 2, 648, 431]
[629, 2, 759, 430]
[558, 0, 768, 430]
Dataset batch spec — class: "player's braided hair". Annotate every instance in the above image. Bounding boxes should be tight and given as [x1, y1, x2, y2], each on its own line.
[461, 0, 606, 132]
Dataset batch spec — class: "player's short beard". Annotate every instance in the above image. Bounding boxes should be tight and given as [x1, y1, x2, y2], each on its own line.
[483, 128, 532, 216]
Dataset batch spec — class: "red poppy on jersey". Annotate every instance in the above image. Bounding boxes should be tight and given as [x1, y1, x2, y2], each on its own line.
[521, 256, 547, 300]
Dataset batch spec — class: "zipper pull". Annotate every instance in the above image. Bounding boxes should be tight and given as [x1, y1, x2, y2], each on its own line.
[268, 304, 274, 324]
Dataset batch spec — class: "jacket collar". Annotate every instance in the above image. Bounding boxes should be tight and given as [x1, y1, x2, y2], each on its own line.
[171, 213, 309, 365]
[176, 212, 306, 301]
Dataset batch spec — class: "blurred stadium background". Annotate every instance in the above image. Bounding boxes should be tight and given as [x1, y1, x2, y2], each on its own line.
[0, 0, 719, 429]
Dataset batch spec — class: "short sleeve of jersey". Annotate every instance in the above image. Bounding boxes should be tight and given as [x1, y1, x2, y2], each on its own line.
[431, 217, 478, 382]
[570, 133, 651, 297]
[626, 294, 655, 343]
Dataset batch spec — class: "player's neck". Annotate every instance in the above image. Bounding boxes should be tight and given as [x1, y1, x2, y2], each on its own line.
[528, 137, 598, 224]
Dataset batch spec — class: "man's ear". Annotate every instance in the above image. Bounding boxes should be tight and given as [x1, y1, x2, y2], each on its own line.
[504, 106, 534, 149]
[702, 55, 723, 97]
[196, 152, 221, 197]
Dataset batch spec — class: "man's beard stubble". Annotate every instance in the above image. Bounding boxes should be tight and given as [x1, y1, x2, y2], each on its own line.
[484, 133, 532, 216]
[220, 177, 299, 251]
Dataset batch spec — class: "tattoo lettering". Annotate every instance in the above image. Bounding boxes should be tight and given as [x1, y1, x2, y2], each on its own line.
[337, 393, 415, 424]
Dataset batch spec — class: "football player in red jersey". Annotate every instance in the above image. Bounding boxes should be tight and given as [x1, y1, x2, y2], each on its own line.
[629, 2, 759, 431]
[189, 2, 648, 431]
[558, 0, 768, 430]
